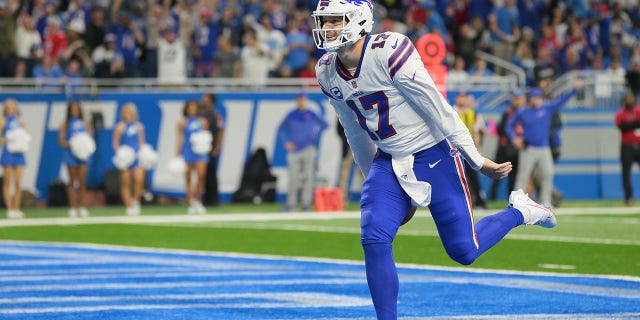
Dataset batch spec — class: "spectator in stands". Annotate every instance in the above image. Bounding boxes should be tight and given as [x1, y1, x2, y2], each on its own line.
[0, 0, 27, 77]
[240, 28, 271, 86]
[615, 91, 640, 206]
[91, 33, 124, 78]
[254, 14, 286, 77]
[84, 6, 107, 53]
[488, 0, 520, 75]
[33, 55, 65, 89]
[112, 102, 146, 216]
[64, 18, 91, 74]
[35, 0, 58, 40]
[297, 57, 317, 82]
[214, 35, 240, 78]
[15, 14, 42, 78]
[43, 16, 68, 62]
[140, 3, 164, 78]
[58, 101, 91, 217]
[448, 55, 469, 84]
[468, 56, 493, 82]
[507, 81, 582, 206]
[533, 46, 559, 90]
[277, 90, 328, 212]
[280, 14, 314, 77]
[110, 12, 144, 77]
[192, 6, 218, 78]
[0, 98, 27, 219]
[512, 40, 535, 85]
[218, 6, 243, 49]
[537, 23, 561, 55]
[626, 55, 640, 102]
[176, 100, 209, 215]
[157, 27, 187, 85]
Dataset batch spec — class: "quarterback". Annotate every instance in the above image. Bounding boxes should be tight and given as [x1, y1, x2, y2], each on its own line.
[312, 0, 556, 319]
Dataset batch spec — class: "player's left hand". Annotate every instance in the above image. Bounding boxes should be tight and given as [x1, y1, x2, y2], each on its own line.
[479, 159, 512, 180]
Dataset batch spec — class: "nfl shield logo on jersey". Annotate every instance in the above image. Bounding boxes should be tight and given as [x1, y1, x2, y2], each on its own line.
[330, 86, 343, 99]
[351, 81, 358, 89]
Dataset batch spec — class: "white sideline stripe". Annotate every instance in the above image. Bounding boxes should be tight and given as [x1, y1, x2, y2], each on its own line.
[0, 278, 366, 293]
[0, 292, 372, 312]
[165, 222, 640, 246]
[0, 206, 638, 228]
[4, 240, 640, 282]
[1, 274, 638, 300]
[0, 270, 340, 282]
[0, 211, 362, 228]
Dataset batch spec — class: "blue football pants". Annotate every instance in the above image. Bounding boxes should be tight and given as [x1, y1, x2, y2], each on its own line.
[360, 140, 524, 319]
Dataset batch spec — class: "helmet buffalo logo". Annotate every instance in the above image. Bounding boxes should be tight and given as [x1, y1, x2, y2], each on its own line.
[347, 0, 373, 9]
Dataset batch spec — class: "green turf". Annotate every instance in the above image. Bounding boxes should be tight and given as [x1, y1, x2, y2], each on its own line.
[1, 201, 638, 277]
[0, 219, 638, 277]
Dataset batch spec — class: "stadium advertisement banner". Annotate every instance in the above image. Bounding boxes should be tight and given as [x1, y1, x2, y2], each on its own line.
[0, 91, 631, 202]
[0, 91, 348, 203]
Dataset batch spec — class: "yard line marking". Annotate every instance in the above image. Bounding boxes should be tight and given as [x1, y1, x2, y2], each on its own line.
[0, 206, 638, 228]
[539, 264, 577, 270]
[0, 292, 372, 308]
[167, 222, 640, 246]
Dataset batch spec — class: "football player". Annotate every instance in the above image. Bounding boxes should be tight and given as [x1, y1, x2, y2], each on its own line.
[311, 0, 557, 319]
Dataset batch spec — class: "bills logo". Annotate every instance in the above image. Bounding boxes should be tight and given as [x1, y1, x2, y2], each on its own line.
[347, 0, 373, 9]
[330, 86, 343, 99]
[318, 1, 330, 10]
[449, 146, 460, 157]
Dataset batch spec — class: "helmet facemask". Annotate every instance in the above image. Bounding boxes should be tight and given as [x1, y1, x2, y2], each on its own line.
[312, 0, 374, 52]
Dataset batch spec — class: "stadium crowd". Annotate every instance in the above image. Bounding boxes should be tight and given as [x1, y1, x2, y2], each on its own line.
[0, 0, 638, 89]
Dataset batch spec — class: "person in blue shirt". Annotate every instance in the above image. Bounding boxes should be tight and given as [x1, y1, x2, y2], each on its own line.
[58, 101, 92, 218]
[277, 91, 328, 211]
[507, 81, 582, 206]
[0, 99, 27, 219]
[176, 100, 209, 215]
[112, 102, 146, 216]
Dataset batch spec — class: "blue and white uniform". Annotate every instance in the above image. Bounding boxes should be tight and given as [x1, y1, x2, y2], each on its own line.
[62, 117, 88, 167]
[0, 115, 26, 167]
[316, 32, 524, 319]
[118, 121, 141, 169]
[182, 116, 209, 164]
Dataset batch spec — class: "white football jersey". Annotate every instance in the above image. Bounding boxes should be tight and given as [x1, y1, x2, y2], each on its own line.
[315, 32, 484, 176]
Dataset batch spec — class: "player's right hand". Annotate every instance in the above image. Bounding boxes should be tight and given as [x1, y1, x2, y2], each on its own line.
[479, 159, 512, 180]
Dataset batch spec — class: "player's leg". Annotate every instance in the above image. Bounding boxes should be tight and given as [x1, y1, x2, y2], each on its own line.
[360, 151, 412, 320]
[285, 151, 302, 210]
[514, 147, 536, 191]
[299, 147, 315, 210]
[416, 141, 522, 265]
[536, 148, 555, 206]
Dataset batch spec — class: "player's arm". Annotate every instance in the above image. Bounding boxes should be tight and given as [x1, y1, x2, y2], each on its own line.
[332, 99, 377, 177]
[392, 41, 485, 170]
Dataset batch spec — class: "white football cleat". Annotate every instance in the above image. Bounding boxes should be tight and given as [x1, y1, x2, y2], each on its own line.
[509, 189, 557, 228]
[68, 208, 78, 218]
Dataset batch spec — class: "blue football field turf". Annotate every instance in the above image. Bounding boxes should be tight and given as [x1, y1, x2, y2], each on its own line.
[0, 241, 638, 319]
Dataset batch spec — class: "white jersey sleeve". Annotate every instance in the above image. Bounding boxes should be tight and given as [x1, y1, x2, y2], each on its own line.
[389, 34, 485, 170]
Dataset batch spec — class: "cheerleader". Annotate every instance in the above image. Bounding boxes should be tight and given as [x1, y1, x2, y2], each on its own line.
[176, 100, 209, 214]
[112, 102, 146, 215]
[0, 99, 28, 219]
[58, 101, 92, 217]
